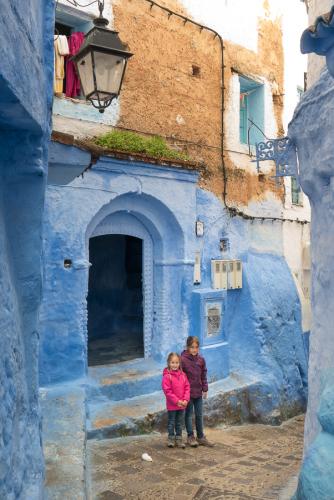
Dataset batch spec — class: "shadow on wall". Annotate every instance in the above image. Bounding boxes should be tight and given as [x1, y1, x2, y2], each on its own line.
[0, 0, 55, 498]
[227, 250, 307, 419]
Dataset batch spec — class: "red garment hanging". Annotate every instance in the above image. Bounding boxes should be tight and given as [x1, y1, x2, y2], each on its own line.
[66, 32, 85, 98]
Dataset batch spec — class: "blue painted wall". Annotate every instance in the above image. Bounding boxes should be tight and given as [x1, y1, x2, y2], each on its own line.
[195, 189, 307, 416]
[40, 147, 307, 422]
[288, 68, 334, 498]
[0, 1, 54, 498]
[39, 156, 198, 383]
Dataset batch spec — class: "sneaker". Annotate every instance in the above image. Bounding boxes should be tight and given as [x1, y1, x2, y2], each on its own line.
[175, 437, 185, 449]
[197, 436, 215, 447]
[167, 438, 175, 448]
[187, 435, 198, 447]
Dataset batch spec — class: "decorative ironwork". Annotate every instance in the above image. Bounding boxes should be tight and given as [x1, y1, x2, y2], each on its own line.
[254, 136, 298, 183]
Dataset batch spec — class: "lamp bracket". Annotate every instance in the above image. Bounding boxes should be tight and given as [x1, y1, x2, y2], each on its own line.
[94, 0, 108, 27]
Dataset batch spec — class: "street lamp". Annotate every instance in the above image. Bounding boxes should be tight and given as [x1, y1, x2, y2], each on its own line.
[73, 0, 133, 113]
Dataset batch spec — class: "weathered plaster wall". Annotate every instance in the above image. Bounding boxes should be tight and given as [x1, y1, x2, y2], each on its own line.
[288, 68, 334, 497]
[0, 1, 54, 498]
[52, 0, 306, 208]
[112, 0, 287, 206]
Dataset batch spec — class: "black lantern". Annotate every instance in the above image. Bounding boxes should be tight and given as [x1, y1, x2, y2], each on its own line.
[73, 1, 132, 113]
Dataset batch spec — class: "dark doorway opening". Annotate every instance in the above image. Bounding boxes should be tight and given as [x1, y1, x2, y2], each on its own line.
[88, 234, 143, 366]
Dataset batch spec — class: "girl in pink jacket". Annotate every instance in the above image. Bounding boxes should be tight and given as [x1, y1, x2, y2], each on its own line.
[162, 352, 190, 448]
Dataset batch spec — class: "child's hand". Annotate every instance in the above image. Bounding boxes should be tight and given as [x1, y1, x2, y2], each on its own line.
[203, 392, 208, 399]
[182, 400, 188, 407]
[177, 400, 187, 408]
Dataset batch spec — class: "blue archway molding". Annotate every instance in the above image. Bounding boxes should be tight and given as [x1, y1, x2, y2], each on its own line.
[85, 192, 186, 362]
[86, 192, 185, 261]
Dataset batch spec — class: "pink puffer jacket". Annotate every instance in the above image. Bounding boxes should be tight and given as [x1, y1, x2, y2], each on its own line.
[162, 368, 190, 411]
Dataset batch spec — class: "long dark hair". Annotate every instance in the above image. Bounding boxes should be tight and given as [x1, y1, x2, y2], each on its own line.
[186, 336, 200, 348]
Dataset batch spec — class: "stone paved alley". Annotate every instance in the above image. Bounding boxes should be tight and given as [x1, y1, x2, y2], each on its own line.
[87, 415, 304, 499]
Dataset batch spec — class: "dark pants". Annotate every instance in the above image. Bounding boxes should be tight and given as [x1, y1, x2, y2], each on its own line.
[185, 397, 204, 439]
[167, 410, 184, 438]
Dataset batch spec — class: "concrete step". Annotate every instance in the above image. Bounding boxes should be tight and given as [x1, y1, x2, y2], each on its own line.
[86, 373, 277, 440]
[87, 358, 163, 402]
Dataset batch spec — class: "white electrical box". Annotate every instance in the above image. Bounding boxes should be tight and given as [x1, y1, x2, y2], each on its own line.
[194, 252, 201, 284]
[221, 260, 228, 289]
[234, 260, 242, 289]
[227, 261, 234, 289]
[211, 259, 242, 290]
[212, 260, 222, 289]
[211, 260, 228, 290]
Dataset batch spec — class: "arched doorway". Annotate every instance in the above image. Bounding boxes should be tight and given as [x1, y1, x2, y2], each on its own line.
[85, 192, 185, 367]
[87, 234, 143, 366]
[87, 210, 154, 366]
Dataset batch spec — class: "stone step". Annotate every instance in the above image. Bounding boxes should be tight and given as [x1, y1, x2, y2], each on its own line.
[87, 358, 163, 402]
[86, 373, 280, 441]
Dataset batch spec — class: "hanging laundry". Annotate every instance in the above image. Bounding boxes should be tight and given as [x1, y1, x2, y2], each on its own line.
[66, 32, 85, 98]
[54, 35, 70, 94]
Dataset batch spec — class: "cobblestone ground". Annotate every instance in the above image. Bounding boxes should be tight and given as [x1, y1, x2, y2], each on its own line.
[87, 415, 304, 500]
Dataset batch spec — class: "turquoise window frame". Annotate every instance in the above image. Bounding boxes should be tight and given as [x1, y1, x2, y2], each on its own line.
[55, 4, 94, 34]
[239, 75, 264, 146]
[239, 94, 248, 144]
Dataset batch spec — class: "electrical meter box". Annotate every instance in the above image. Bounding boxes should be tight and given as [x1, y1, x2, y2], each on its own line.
[194, 251, 201, 284]
[211, 259, 242, 290]
[234, 260, 242, 288]
[191, 289, 230, 381]
[211, 260, 228, 289]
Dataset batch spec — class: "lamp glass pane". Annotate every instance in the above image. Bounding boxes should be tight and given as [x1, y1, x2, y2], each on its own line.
[76, 52, 95, 96]
[93, 51, 125, 95]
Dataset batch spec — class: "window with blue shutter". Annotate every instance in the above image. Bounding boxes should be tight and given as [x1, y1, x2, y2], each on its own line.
[239, 75, 264, 146]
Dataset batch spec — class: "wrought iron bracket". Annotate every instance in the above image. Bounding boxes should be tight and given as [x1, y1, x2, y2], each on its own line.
[253, 137, 299, 185]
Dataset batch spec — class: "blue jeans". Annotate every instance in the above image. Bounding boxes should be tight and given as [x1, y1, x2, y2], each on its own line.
[185, 397, 204, 439]
[167, 410, 184, 438]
